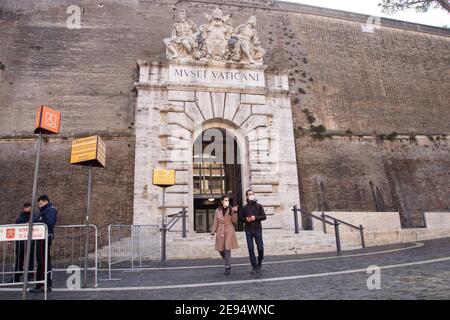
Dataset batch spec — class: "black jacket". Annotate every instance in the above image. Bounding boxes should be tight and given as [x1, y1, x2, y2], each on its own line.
[15, 211, 32, 224]
[35, 203, 57, 236]
[239, 200, 266, 230]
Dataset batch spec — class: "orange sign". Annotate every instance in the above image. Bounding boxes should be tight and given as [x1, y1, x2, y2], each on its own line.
[35, 105, 61, 134]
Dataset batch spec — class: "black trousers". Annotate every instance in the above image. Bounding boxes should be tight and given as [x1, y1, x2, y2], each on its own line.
[35, 236, 52, 288]
[245, 229, 264, 269]
[13, 241, 35, 281]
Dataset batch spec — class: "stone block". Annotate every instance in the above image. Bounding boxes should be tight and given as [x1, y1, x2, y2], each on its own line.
[185, 102, 204, 123]
[252, 105, 273, 116]
[168, 90, 196, 102]
[241, 94, 265, 105]
[211, 92, 225, 118]
[166, 112, 194, 132]
[223, 93, 241, 122]
[195, 91, 214, 120]
[233, 104, 252, 127]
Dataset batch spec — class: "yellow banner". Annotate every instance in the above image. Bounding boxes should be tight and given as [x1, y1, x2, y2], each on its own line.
[70, 135, 106, 167]
[153, 169, 175, 186]
[96, 136, 106, 167]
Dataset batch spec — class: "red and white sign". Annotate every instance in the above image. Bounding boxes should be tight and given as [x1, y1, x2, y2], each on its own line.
[0, 224, 46, 242]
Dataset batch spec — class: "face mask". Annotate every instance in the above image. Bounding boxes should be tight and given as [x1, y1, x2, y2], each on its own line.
[223, 201, 229, 207]
[248, 195, 255, 201]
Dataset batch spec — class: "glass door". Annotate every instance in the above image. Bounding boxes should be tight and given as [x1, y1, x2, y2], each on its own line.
[195, 209, 207, 233]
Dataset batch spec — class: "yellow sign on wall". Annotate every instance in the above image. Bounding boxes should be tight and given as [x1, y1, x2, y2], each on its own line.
[152, 169, 175, 187]
[70, 135, 106, 167]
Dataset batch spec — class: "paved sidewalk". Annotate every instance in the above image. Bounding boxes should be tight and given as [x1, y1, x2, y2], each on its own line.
[1, 238, 449, 300]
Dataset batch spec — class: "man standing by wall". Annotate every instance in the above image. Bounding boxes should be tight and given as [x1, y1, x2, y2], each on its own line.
[10, 203, 35, 283]
[29, 195, 57, 293]
[239, 189, 266, 274]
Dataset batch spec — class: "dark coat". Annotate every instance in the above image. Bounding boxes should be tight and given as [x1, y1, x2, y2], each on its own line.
[15, 211, 31, 224]
[239, 200, 266, 230]
[35, 203, 57, 235]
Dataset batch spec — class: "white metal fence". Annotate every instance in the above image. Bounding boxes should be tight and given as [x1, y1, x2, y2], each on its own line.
[53, 224, 98, 287]
[1, 221, 178, 289]
[106, 224, 160, 280]
[0, 223, 49, 300]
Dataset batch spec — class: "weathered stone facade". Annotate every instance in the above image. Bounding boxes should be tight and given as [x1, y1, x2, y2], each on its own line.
[0, 0, 449, 228]
[134, 58, 299, 229]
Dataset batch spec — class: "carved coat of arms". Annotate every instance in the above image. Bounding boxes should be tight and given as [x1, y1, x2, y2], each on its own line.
[163, 8, 265, 64]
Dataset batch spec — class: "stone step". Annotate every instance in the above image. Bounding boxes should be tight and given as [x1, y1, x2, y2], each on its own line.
[96, 229, 359, 260]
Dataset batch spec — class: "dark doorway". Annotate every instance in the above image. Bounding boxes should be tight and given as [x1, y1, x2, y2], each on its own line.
[193, 128, 243, 233]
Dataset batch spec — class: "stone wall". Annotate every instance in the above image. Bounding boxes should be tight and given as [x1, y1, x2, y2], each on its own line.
[312, 211, 450, 247]
[297, 136, 450, 228]
[0, 137, 135, 227]
[0, 0, 449, 227]
[133, 60, 300, 229]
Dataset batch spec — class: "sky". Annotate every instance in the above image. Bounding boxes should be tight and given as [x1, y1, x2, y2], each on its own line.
[285, 0, 450, 28]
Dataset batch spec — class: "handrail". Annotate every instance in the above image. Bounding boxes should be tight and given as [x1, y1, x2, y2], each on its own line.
[166, 208, 188, 233]
[161, 208, 188, 262]
[322, 214, 360, 230]
[292, 205, 342, 252]
[96, 219, 126, 231]
[320, 212, 366, 249]
[55, 218, 124, 234]
[294, 207, 335, 226]
[54, 224, 98, 243]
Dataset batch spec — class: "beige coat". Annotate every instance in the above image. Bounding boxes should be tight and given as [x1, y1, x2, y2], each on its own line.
[211, 207, 239, 251]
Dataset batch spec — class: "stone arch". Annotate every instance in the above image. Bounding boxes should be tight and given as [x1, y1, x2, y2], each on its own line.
[185, 91, 270, 134]
[191, 118, 250, 207]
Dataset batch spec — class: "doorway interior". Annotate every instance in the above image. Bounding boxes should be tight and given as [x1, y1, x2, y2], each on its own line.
[193, 128, 243, 233]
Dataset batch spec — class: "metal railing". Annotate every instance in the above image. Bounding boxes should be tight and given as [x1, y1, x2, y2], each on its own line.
[107, 224, 160, 280]
[53, 224, 98, 288]
[105, 208, 188, 279]
[0, 223, 49, 300]
[160, 208, 188, 261]
[292, 205, 342, 252]
[291, 206, 366, 252]
[1, 238, 36, 285]
[321, 213, 366, 249]
[95, 219, 126, 269]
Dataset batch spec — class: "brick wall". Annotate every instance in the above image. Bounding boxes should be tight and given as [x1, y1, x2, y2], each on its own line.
[0, 0, 448, 227]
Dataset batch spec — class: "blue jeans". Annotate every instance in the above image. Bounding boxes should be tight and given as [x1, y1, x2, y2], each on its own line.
[245, 229, 264, 268]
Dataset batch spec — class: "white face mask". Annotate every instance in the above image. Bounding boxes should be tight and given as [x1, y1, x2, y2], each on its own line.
[223, 201, 229, 207]
[248, 195, 255, 201]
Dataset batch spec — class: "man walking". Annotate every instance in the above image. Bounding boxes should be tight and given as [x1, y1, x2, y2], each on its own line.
[29, 195, 57, 293]
[239, 189, 266, 274]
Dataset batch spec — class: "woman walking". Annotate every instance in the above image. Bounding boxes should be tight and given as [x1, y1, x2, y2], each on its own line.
[210, 195, 239, 275]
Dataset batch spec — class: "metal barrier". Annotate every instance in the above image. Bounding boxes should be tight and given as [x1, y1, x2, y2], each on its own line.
[0, 223, 49, 300]
[161, 208, 188, 261]
[53, 224, 98, 288]
[321, 213, 366, 249]
[291, 206, 367, 252]
[292, 206, 342, 252]
[107, 224, 160, 280]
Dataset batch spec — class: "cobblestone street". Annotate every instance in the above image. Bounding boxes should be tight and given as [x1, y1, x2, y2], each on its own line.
[1, 238, 449, 300]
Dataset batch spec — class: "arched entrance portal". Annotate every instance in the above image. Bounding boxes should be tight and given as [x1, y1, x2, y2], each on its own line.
[193, 128, 243, 233]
